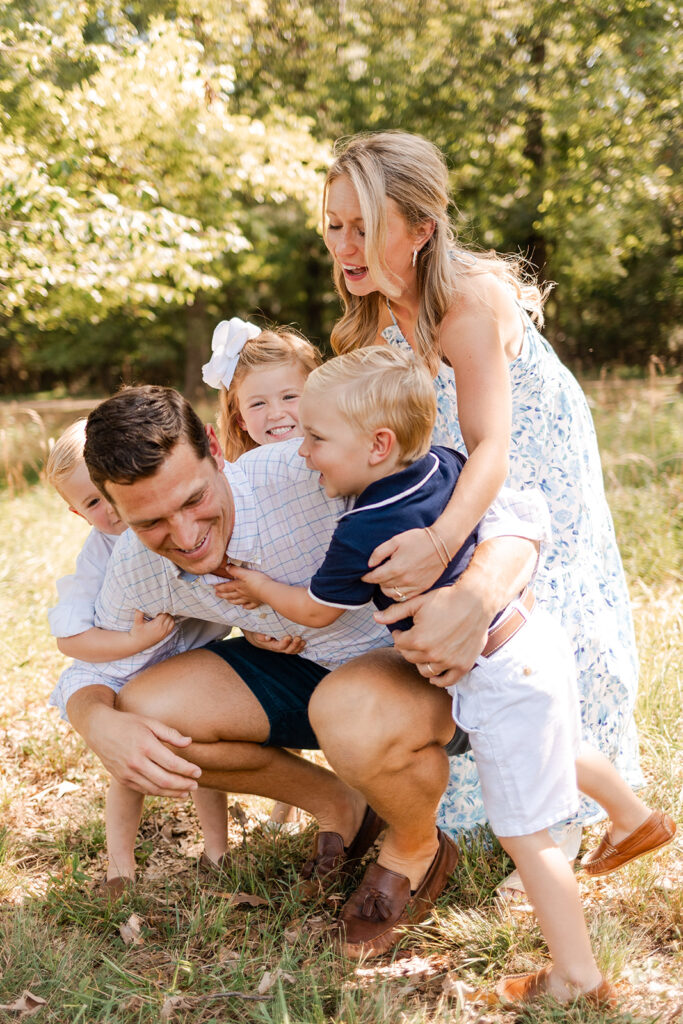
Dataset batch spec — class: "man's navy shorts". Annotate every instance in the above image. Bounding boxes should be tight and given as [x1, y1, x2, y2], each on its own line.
[204, 636, 327, 749]
[203, 635, 471, 755]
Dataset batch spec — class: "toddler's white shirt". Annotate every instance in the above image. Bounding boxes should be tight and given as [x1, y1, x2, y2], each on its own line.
[48, 529, 118, 638]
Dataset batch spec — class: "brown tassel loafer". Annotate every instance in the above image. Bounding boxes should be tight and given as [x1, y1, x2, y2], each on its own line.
[298, 804, 385, 895]
[338, 827, 458, 959]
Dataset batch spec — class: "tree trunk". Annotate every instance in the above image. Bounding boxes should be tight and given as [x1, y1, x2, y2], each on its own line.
[523, 35, 548, 279]
[183, 292, 210, 398]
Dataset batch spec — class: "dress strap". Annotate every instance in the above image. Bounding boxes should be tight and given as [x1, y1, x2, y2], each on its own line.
[385, 297, 399, 329]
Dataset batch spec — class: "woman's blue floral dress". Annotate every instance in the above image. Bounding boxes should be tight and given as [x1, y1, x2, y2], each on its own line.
[383, 314, 642, 835]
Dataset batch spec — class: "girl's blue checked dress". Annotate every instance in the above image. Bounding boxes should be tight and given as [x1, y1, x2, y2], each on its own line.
[383, 310, 642, 835]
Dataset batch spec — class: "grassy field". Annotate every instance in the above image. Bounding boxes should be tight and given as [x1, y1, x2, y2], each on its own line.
[0, 376, 680, 1023]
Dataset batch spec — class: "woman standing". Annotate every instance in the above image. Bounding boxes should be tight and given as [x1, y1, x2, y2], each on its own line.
[322, 131, 642, 842]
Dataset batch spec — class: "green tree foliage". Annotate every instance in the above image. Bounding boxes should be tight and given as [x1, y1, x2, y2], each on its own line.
[0, 0, 328, 391]
[1, 0, 680, 393]
[231, 0, 681, 366]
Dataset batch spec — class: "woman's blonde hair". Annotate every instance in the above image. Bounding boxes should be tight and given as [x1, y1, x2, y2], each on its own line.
[325, 131, 548, 375]
[304, 347, 436, 465]
[45, 418, 87, 500]
[219, 329, 322, 461]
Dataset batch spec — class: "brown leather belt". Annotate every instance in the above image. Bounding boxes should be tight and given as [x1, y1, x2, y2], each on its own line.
[480, 587, 536, 659]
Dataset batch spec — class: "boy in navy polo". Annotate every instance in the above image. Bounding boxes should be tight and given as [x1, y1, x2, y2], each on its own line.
[220, 347, 478, 631]
[219, 346, 672, 1008]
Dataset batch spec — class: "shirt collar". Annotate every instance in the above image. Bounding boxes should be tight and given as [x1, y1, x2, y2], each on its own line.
[340, 450, 439, 519]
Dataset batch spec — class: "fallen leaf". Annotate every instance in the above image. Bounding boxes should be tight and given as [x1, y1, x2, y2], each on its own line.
[160, 995, 193, 1020]
[217, 947, 241, 963]
[257, 969, 295, 995]
[284, 915, 328, 944]
[0, 990, 47, 1016]
[442, 973, 497, 1008]
[508, 900, 534, 914]
[257, 972, 275, 996]
[220, 892, 268, 909]
[55, 780, 79, 798]
[355, 956, 437, 982]
[122, 995, 146, 1013]
[119, 913, 144, 946]
[160, 822, 174, 841]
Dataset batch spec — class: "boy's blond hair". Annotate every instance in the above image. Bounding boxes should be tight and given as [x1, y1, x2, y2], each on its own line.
[219, 328, 322, 461]
[304, 348, 436, 465]
[45, 419, 87, 501]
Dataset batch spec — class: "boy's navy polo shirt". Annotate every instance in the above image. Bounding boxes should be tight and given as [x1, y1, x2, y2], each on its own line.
[309, 445, 478, 632]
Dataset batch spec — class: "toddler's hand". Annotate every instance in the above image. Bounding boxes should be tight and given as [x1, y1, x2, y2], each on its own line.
[243, 630, 306, 655]
[130, 609, 175, 650]
[214, 566, 266, 609]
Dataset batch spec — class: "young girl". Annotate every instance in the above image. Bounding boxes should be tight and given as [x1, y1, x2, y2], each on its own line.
[47, 421, 230, 892]
[201, 317, 322, 828]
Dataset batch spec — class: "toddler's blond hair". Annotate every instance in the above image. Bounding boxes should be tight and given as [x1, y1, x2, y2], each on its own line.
[45, 419, 87, 502]
[220, 329, 322, 461]
[304, 348, 436, 465]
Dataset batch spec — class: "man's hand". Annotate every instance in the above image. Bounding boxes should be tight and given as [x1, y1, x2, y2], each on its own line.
[74, 696, 202, 796]
[374, 536, 538, 686]
[376, 584, 490, 687]
[242, 630, 306, 656]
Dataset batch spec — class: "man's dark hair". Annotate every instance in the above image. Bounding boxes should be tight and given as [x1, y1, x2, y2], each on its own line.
[85, 386, 212, 499]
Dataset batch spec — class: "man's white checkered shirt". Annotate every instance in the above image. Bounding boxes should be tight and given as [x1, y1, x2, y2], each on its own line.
[50, 438, 550, 720]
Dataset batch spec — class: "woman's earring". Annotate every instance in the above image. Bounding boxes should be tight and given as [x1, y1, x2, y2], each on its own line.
[412, 248, 418, 267]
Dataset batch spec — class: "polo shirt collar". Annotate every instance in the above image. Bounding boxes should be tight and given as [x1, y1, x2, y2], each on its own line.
[340, 450, 439, 519]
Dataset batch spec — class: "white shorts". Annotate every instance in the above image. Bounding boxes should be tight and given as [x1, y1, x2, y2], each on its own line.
[448, 600, 581, 837]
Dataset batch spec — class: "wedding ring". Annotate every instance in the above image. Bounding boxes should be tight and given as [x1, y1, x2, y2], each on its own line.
[425, 663, 435, 676]
[393, 587, 408, 602]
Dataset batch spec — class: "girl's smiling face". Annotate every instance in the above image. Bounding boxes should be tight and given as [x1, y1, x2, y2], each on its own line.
[235, 361, 309, 447]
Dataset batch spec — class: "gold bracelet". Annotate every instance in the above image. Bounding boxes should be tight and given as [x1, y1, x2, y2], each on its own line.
[424, 526, 450, 568]
[434, 526, 452, 563]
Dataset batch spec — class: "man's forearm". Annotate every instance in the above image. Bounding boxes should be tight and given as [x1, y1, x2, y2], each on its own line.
[66, 684, 117, 746]
[379, 534, 539, 684]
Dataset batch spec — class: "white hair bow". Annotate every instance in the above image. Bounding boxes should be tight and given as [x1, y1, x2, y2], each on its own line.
[201, 317, 262, 390]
